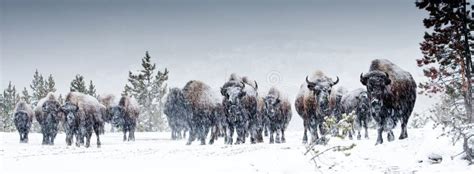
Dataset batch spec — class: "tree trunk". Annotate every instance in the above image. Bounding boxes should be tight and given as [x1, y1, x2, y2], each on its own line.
[462, 0, 473, 123]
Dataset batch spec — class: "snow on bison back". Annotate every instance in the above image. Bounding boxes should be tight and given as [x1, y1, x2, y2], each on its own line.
[360, 59, 416, 145]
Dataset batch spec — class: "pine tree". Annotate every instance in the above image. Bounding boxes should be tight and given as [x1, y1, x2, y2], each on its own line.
[58, 94, 64, 105]
[1, 81, 20, 131]
[416, 0, 473, 122]
[123, 51, 169, 131]
[45, 74, 56, 93]
[21, 87, 31, 104]
[70, 74, 87, 93]
[30, 69, 46, 106]
[87, 80, 97, 98]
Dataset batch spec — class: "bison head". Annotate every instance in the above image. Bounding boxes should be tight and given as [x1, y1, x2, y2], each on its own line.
[42, 100, 61, 125]
[61, 102, 79, 128]
[306, 76, 339, 113]
[109, 106, 125, 127]
[221, 81, 246, 105]
[14, 111, 30, 130]
[360, 71, 391, 116]
[264, 95, 281, 119]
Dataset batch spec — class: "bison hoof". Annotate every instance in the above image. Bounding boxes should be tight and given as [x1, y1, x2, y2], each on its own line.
[186, 141, 192, 145]
[387, 133, 394, 142]
[365, 135, 369, 139]
[357, 135, 361, 140]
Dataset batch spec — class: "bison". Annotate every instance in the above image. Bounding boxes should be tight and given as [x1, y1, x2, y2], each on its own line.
[295, 70, 339, 144]
[61, 92, 105, 147]
[107, 96, 140, 141]
[164, 88, 191, 140]
[183, 80, 220, 145]
[263, 87, 292, 144]
[35, 92, 62, 145]
[341, 88, 370, 140]
[360, 59, 416, 145]
[13, 101, 34, 143]
[241, 76, 263, 144]
[221, 75, 249, 145]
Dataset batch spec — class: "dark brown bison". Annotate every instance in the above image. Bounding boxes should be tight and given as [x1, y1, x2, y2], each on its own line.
[13, 101, 34, 143]
[183, 80, 220, 145]
[360, 59, 416, 145]
[61, 92, 105, 147]
[295, 70, 339, 144]
[164, 88, 191, 140]
[108, 96, 140, 141]
[35, 92, 62, 145]
[263, 87, 292, 144]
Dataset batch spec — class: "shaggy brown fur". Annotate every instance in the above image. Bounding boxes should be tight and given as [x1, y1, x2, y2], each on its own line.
[182, 80, 216, 145]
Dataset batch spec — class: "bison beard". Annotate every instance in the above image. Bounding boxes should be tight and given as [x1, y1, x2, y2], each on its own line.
[360, 59, 416, 145]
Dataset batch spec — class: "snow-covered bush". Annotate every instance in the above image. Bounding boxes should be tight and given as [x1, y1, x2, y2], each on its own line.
[429, 95, 473, 164]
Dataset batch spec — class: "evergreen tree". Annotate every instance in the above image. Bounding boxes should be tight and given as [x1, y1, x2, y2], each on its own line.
[70, 74, 87, 93]
[1, 82, 20, 131]
[416, 0, 473, 122]
[30, 69, 46, 106]
[123, 51, 169, 131]
[87, 80, 97, 98]
[45, 74, 56, 93]
[21, 87, 31, 104]
[58, 94, 64, 105]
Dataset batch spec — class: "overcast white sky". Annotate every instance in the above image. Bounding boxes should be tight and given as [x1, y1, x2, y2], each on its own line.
[1, 0, 436, 130]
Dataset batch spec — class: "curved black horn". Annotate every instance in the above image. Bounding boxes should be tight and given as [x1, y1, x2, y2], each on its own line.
[254, 80, 258, 90]
[241, 81, 246, 89]
[384, 72, 390, 79]
[306, 76, 316, 86]
[360, 73, 367, 86]
[332, 76, 339, 86]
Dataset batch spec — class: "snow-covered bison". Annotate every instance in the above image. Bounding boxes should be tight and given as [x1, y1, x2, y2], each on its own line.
[295, 71, 339, 144]
[263, 87, 291, 144]
[35, 92, 62, 145]
[241, 76, 263, 144]
[108, 96, 140, 141]
[61, 92, 105, 147]
[341, 88, 370, 140]
[164, 88, 191, 140]
[221, 74, 249, 145]
[360, 59, 416, 145]
[13, 101, 34, 143]
[183, 80, 220, 145]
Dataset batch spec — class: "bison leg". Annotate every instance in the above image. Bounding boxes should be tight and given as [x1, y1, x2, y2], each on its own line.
[275, 128, 281, 144]
[227, 125, 235, 145]
[269, 130, 274, 144]
[281, 129, 286, 143]
[235, 126, 245, 145]
[123, 129, 128, 141]
[375, 127, 383, 145]
[364, 120, 369, 139]
[24, 132, 29, 143]
[186, 126, 196, 145]
[399, 116, 409, 140]
[302, 119, 308, 144]
[387, 130, 394, 142]
[94, 125, 101, 148]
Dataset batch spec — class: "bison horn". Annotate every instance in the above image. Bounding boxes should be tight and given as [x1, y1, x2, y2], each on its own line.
[306, 76, 316, 86]
[254, 80, 258, 90]
[241, 81, 246, 89]
[332, 76, 339, 86]
[384, 72, 391, 85]
[360, 73, 367, 86]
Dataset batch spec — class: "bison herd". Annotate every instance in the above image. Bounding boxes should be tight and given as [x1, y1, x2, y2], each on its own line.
[12, 59, 417, 146]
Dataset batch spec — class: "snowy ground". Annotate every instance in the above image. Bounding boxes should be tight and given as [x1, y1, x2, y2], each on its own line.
[1, 127, 472, 174]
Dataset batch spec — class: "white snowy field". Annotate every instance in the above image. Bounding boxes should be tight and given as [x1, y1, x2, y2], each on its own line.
[1, 127, 472, 174]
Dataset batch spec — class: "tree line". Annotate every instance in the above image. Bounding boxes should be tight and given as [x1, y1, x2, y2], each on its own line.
[0, 51, 169, 132]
